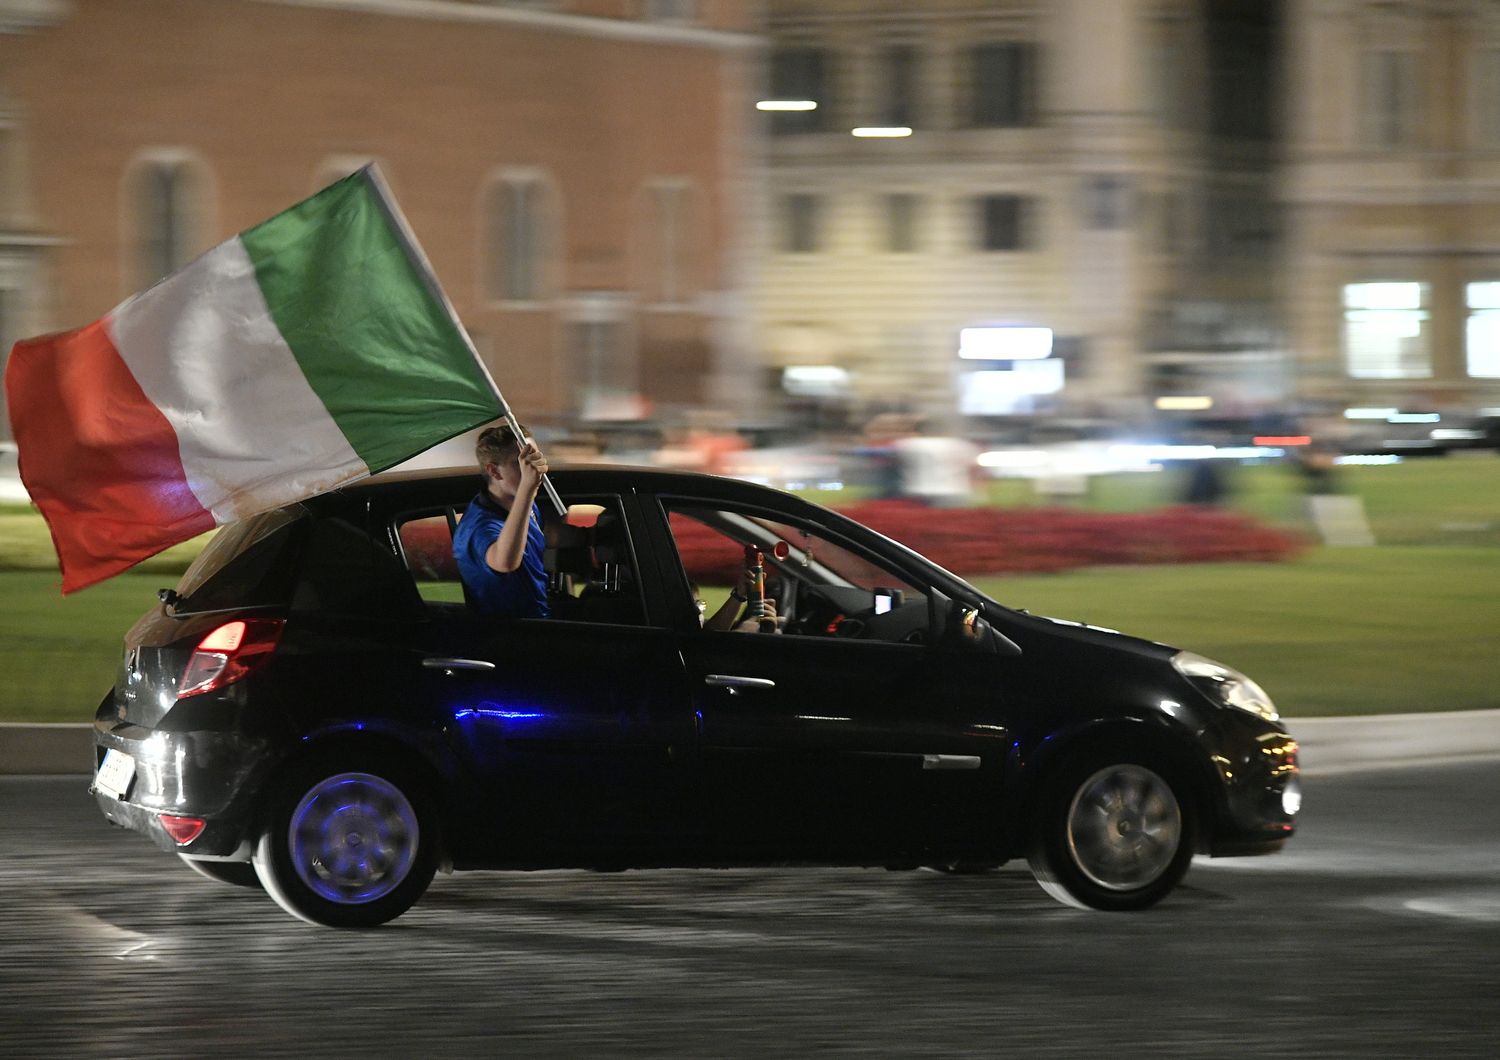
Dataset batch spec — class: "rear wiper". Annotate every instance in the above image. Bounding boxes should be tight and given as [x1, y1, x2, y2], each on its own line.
[158, 588, 281, 620]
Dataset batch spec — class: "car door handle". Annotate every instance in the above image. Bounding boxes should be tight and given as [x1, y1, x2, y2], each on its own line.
[704, 674, 776, 691]
[423, 657, 496, 672]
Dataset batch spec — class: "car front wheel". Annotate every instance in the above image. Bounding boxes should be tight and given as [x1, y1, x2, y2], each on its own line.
[253, 763, 436, 928]
[1027, 755, 1196, 911]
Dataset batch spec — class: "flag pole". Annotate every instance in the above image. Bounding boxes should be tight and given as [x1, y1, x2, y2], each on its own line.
[362, 164, 568, 518]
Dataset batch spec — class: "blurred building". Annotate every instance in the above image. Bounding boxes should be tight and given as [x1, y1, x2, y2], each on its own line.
[1284, 0, 1500, 413]
[0, 0, 757, 445]
[752, 0, 1286, 426]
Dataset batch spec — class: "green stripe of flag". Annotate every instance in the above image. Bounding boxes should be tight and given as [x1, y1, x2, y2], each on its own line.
[239, 168, 502, 473]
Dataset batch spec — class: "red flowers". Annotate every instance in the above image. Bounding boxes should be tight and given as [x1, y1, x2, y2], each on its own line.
[674, 502, 1306, 583]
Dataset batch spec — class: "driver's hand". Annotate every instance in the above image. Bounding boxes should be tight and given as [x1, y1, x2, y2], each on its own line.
[734, 598, 776, 633]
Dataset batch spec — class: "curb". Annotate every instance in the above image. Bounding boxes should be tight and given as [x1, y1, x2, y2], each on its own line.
[6, 710, 1500, 777]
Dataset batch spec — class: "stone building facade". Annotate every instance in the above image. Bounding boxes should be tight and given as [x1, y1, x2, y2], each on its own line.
[0, 0, 757, 444]
[1283, 0, 1500, 412]
[751, 0, 1271, 424]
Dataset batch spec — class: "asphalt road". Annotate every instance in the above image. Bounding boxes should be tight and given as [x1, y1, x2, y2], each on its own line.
[2, 762, 1498, 1059]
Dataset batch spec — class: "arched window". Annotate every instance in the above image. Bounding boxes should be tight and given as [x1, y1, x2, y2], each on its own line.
[0, 123, 16, 222]
[638, 179, 699, 307]
[128, 153, 210, 290]
[484, 174, 555, 305]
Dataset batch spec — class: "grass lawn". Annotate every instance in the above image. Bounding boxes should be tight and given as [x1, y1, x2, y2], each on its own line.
[972, 546, 1500, 718]
[1, 547, 1494, 723]
[1, 457, 1496, 722]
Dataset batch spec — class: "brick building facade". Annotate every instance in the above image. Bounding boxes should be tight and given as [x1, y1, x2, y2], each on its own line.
[0, 0, 758, 443]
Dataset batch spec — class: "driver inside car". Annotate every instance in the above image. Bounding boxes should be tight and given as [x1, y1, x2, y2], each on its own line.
[694, 573, 779, 633]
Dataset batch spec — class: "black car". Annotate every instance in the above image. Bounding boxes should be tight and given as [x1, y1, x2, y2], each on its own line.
[92, 466, 1299, 927]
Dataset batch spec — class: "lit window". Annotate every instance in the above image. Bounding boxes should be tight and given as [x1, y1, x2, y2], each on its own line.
[781, 194, 820, 254]
[1466, 282, 1500, 378]
[1361, 49, 1419, 148]
[883, 193, 918, 253]
[969, 42, 1037, 128]
[486, 177, 551, 303]
[1342, 282, 1431, 379]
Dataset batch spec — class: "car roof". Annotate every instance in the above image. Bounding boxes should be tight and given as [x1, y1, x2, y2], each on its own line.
[306, 463, 825, 516]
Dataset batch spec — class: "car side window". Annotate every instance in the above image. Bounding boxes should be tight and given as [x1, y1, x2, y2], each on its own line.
[664, 503, 932, 644]
[396, 512, 465, 607]
[394, 496, 649, 627]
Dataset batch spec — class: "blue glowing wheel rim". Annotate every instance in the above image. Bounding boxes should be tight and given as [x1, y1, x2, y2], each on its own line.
[287, 772, 419, 905]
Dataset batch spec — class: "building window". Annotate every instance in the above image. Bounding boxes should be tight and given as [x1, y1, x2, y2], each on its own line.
[1360, 49, 1419, 148]
[1083, 175, 1131, 231]
[0, 286, 14, 441]
[0, 125, 15, 221]
[135, 160, 198, 287]
[486, 177, 550, 303]
[1477, 49, 1500, 147]
[977, 195, 1030, 251]
[969, 42, 1037, 128]
[645, 182, 695, 305]
[768, 46, 829, 134]
[1343, 282, 1431, 379]
[1148, 22, 1188, 129]
[874, 44, 918, 128]
[881, 194, 918, 253]
[781, 193, 821, 254]
[1467, 282, 1500, 378]
[641, 0, 695, 21]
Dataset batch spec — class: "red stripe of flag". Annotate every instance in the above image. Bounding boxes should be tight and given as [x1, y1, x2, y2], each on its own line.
[5, 320, 216, 593]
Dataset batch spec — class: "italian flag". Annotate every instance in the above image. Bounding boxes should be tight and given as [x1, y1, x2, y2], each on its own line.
[5, 166, 504, 593]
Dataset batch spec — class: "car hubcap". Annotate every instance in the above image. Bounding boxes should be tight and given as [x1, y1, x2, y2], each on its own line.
[289, 773, 418, 904]
[1066, 764, 1181, 891]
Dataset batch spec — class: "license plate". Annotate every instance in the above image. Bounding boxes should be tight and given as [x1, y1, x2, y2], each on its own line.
[96, 749, 136, 800]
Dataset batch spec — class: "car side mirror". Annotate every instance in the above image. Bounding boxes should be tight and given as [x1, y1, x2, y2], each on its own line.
[940, 599, 1022, 656]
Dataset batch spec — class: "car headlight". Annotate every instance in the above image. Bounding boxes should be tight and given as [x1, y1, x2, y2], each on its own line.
[1171, 651, 1279, 722]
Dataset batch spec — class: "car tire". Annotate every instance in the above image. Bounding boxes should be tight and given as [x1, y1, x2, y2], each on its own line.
[1027, 751, 1196, 912]
[253, 760, 437, 928]
[179, 854, 262, 889]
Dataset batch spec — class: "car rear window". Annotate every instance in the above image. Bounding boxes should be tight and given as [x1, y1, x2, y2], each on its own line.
[173, 506, 307, 613]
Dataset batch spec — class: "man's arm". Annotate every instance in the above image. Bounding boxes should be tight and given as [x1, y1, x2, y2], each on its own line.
[484, 441, 548, 573]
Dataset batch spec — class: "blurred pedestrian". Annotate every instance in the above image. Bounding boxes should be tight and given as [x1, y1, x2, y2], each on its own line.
[893, 422, 981, 507]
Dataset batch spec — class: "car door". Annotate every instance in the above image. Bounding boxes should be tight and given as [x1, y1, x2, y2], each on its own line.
[654, 498, 1011, 865]
[395, 492, 698, 865]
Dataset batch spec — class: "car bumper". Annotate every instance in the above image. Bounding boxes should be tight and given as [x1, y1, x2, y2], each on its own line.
[91, 721, 268, 858]
[1207, 724, 1300, 857]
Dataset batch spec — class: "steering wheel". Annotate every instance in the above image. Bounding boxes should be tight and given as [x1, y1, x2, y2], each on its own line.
[765, 573, 797, 631]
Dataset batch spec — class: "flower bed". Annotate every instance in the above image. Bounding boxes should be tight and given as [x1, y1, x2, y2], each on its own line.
[673, 502, 1306, 583]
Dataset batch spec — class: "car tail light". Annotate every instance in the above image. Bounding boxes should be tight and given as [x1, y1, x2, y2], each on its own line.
[177, 618, 285, 699]
[159, 815, 206, 845]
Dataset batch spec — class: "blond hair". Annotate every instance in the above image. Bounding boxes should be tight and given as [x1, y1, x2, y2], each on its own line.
[475, 422, 529, 469]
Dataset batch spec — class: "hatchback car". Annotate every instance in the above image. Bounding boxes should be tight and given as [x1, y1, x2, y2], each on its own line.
[92, 466, 1299, 927]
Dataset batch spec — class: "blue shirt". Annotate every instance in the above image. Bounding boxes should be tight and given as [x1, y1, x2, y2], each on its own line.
[452, 492, 549, 619]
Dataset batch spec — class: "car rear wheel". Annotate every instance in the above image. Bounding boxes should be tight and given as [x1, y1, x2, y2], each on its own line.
[253, 763, 436, 928]
[1027, 754, 1195, 911]
[179, 854, 261, 889]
